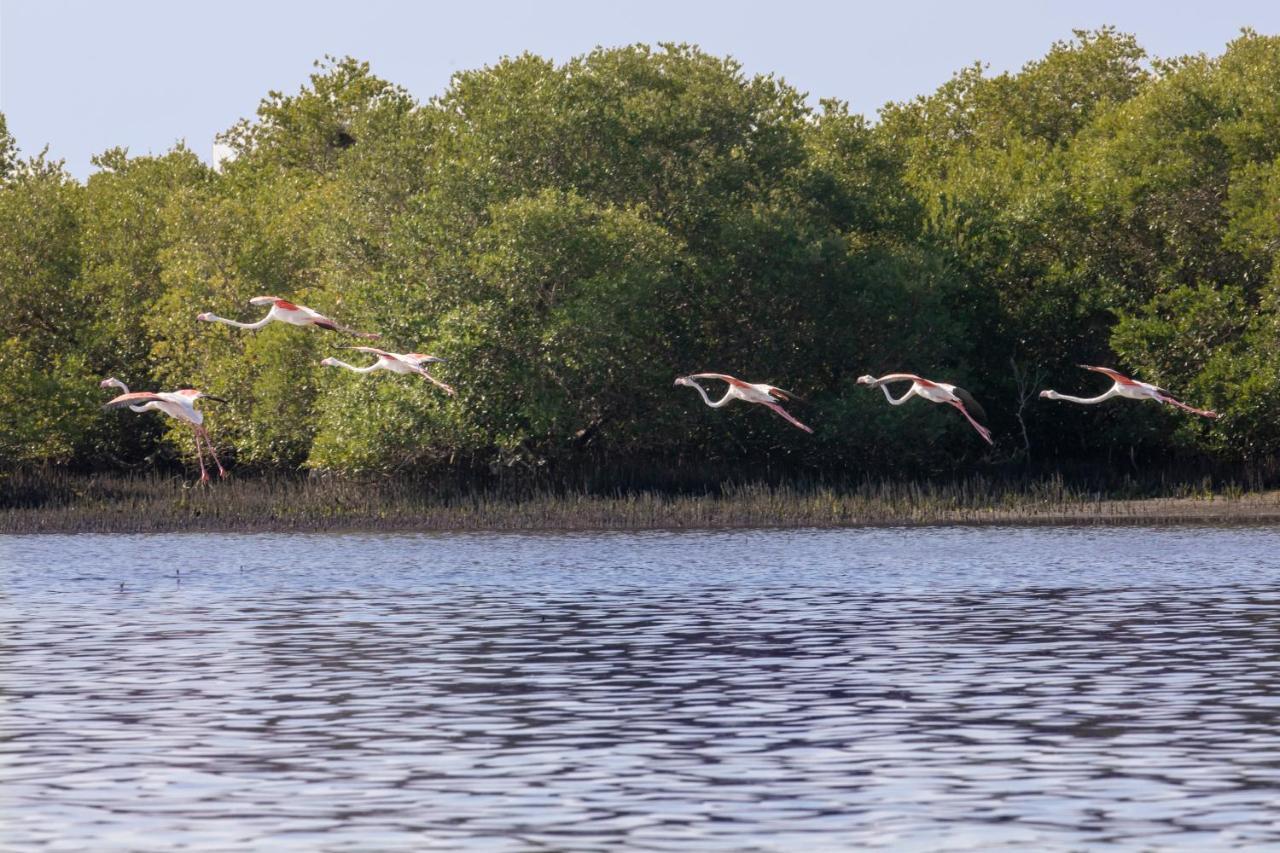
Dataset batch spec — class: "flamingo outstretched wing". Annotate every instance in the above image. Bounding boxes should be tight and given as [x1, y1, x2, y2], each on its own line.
[313, 317, 378, 338]
[767, 386, 806, 404]
[952, 386, 988, 425]
[404, 353, 446, 365]
[875, 373, 939, 389]
[342, 346, 394, 358]
[948, 387, 993, 445]
[1079, 365, 1137, 385]
[688, 372, 754, 390]
[103, 392, 163, 409]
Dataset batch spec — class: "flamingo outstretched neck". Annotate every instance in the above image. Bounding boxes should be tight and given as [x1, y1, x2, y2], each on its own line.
[859, 374, 923, 406]
[100, 378, 150, 412]
[678, 377, 735, 408]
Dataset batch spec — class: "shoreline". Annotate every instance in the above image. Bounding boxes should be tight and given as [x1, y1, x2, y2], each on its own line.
[4, 473, 1280, 533]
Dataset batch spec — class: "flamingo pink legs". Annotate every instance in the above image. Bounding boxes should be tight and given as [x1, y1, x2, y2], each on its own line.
[192, 425, 227, 482]
[765, 402, 814, 434]
[950, 401, 993, 445]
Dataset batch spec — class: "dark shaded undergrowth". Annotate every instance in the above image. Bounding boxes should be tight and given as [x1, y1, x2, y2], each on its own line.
[4, 468, 1280, 533]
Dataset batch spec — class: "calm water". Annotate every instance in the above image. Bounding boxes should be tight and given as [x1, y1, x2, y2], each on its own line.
[4, 528, 1280, 850]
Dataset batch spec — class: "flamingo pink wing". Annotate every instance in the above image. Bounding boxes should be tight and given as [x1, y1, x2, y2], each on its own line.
[876, 373, 934, 387]
[767, 386, 806, 403]
[689, 373, 752, 389]
[344, 346, 393, 358]
[1081, 365, 1137, 385]
[104, 392, 162, 408]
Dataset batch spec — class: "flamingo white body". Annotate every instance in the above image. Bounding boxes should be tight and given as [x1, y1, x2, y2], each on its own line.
[1040, 365, 1218, 418]
[857, 373, 993, 445]
[101, 380, 227, 481]
[198, 296, 378, 338]
[321, 347, 455, 396]
[674, 373, 813, 433]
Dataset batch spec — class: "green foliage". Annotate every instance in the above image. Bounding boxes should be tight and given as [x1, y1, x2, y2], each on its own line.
[0, 113, 17, 180]
[0, 154, 96, 464]
[6, 33, 1280, 478]
[0, 341, 99, 463]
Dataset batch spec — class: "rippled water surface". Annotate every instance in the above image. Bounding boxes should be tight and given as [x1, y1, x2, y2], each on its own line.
[5, 528, 1280, 850]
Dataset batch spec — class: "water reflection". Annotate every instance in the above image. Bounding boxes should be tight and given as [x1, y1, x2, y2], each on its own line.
[3, 528, 1280, 849]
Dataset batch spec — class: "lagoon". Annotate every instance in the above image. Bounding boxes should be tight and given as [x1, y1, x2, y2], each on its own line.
[4, 528, 1280, 849]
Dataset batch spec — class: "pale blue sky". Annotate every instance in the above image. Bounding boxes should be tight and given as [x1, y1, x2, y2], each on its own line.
[3, 0, 1278, 179]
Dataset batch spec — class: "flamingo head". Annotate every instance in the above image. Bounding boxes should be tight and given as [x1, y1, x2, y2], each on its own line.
[856, 375, 877, 387]
[99, 377, 124, 390]
[196, 312, 215, 322]
[674, 376, 694, 388]
[320, 357, 339, 367]
[1039, 390, 1058, 400]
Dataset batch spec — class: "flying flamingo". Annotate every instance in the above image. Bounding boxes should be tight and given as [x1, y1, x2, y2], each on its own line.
[1040, 365, 1218, 418]
[857, 373, 993, 444]
[101, 380, 228, 481]
[674, 373, 813, 433]
[197, 297, 379, 338]
[321, 347, 456, 396]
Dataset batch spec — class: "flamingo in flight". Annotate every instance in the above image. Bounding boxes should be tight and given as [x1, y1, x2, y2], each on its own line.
[1040, 365, 1218, 418]
[100, 378, 228, 481]
[857, 373, 993, 444]
[321, 347, 456, 396]
[674, 373, 813, 433]
[198, 297, 379, 338]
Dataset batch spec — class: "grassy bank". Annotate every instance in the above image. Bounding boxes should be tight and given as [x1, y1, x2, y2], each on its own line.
[3, 470, 1280, 533]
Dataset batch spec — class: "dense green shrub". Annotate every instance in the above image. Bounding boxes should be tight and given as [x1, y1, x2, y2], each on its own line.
[3, 33, 1279, 479]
